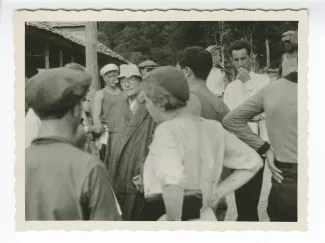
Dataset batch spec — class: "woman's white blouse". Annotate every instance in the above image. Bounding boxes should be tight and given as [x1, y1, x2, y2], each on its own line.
[143, 114, 262, 208]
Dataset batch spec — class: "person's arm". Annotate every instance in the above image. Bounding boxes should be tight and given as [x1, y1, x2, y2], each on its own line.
[276, 55, 284, 79]
[83, 162, 122, 220]
[222, 86, 231, 110]
[206, 69, 219, 95]
[154, 126, 185, 221]
[210, 128, 263, 206]
[93, 90, 103, 133]
[222, 88, 284, 183]
[222, 87, 267, 151]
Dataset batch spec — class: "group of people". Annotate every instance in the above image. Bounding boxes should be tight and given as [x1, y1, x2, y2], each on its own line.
[25, 29, 298, 222]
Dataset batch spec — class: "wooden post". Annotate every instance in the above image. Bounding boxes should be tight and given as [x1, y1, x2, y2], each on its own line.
[44, 44, 50, 69]
[59, 48, 63, 67]
[85, 22, 99, 116]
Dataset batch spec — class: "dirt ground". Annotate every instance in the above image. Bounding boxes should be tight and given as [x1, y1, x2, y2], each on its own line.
[224, 165, 272, 221]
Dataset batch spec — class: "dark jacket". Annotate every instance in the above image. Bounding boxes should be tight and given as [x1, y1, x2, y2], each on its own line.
[104, 96, 156, 220]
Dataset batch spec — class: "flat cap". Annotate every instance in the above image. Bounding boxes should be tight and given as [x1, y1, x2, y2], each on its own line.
[148, 66, 189, 103]
[26, 67, 92, 112]
[138, 60, 158, 69]
[100, 63, 119, 77]
[282, 30, 297, 41]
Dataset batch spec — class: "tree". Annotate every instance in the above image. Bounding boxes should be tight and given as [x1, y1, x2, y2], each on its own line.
[98, 21, 298, 79]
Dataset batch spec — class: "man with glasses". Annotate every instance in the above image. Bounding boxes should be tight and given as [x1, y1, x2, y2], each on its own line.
[103, 64, 156, 221]
[93, 63, 126, 161]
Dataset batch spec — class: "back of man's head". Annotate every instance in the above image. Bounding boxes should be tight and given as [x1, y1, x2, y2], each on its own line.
[177, 46, 213, 81]
[26, 67, 92, 121]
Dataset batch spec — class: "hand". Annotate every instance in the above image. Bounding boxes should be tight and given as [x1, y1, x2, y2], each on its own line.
[237, 67, 251, 82]
[266, 148, 283, 183]
[92, 125, 105, 135]
[209, 194, 221, 210]
[132, 175, 143, 192]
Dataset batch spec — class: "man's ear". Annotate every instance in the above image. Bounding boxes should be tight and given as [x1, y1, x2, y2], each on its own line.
[72, 101, 83, 118]
[183, 67, 192, 78]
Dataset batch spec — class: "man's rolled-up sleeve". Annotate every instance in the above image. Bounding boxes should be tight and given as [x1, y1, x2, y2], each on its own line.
[222, 89, 266, 151]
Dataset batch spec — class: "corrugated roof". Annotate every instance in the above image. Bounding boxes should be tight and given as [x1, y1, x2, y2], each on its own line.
[26, 22, 129, 63]
[47, 21, 86, 27]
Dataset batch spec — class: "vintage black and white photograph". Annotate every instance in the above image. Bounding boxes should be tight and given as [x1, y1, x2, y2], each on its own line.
[16, 9, 308, 231]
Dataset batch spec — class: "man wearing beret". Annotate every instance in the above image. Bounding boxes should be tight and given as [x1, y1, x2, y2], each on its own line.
[25, 67, 121, 220]
[94, 63, 126, 161]
[277, 30, 298, 79]
[138, 60, 158, 79]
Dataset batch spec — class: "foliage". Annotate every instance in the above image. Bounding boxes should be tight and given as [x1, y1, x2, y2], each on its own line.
[98, 21, 298, 78]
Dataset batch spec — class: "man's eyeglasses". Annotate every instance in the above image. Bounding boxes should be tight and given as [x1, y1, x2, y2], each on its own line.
[120, 78, 136, 86]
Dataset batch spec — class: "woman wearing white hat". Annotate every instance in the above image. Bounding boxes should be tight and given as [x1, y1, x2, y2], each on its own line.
[93, 63, 127, 161]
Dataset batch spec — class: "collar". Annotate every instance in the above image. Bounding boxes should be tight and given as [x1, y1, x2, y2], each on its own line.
[284, 71, 298, 83]
[32, 136, 77, 147]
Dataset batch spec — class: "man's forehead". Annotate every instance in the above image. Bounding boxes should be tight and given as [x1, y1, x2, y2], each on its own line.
[232, 48, 249, 57]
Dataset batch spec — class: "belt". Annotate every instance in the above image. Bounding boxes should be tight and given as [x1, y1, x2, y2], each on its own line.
[275, 159, 297, 169]
[145, 189, 202, 200]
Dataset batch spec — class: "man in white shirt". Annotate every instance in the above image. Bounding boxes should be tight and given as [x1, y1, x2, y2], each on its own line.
[223, 40, 270, 221]
[206, 45, 226, 97]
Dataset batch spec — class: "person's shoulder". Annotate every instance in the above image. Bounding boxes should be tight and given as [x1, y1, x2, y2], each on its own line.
[252, 72, 271, 86]
[71, 147, 106, 173]
[225, 79, 240, 90]
[95, 89, 103, 98]
[200, 117, 225, 138]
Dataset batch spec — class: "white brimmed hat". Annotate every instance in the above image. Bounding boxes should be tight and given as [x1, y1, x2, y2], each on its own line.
[206, 45, 219, 53]
[100, 64, 119, 77]
[118, 64, 142, 79]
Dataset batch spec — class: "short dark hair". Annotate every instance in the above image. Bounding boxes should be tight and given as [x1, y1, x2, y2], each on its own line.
[176, 46, 212, 80]
[229, 40, 251, 57]
[34, 107, 71, 120]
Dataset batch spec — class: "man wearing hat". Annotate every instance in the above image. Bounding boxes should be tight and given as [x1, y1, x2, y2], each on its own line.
[25, 67, 121, 221]
[277, 30, 298, 78]
[94, 63, 126, 161]
[104, 64, 156, 221]
[138, 60, 158, 79]
[205, 45, 227, 97]
[25, 63, 94, 151]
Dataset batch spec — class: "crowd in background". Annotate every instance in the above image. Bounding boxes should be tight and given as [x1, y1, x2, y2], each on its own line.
[25, 29, 298, 222]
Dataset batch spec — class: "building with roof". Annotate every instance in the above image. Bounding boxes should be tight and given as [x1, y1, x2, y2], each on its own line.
[25, 21, 129, 87]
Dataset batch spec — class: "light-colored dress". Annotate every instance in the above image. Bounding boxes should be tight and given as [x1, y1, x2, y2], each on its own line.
[143, 111, 262, 220]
